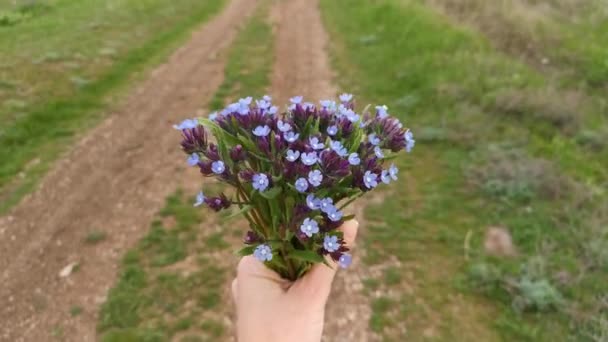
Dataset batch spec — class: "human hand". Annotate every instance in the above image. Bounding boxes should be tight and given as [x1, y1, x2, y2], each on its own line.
[231, 220, 359, 342]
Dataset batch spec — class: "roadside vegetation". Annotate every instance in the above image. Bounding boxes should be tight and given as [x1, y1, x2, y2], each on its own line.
[97, 1, 274, 340]
[320, 0, 608, 340]
[0, 0, 226, 213]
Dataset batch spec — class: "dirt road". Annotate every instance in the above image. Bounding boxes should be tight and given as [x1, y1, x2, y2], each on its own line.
[270, 1, 374, 341]
[0, 0, 258, 340]
[0, 0, 373, 340]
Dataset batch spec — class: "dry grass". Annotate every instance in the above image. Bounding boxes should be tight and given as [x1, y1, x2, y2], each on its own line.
[489, 87, 584, 133]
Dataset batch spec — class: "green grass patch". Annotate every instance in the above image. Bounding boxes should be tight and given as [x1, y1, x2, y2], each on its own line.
[208, 0, 274, 109]
[0, 0, 226, 213]
[84, 230, 107, 244]
[98, 2, 274, 339]
[321, 0, 607, 340]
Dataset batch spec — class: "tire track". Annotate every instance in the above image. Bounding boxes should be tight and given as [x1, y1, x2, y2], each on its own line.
[0, 1, 258, 340]
[269, 1, 374, 340]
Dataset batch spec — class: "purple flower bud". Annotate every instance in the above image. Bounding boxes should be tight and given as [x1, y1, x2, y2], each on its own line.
[244, 231, 260, 245]
[198, 161, 213, 176]
[230, 144, 246, 161]
[180, 125, 207, 153]
[205, 143, 220, 161]
[239, 169, 255, 182]
[205, 194, 231, 212]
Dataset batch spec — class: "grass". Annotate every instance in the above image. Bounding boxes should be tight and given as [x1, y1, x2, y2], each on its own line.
[97, 191, 230, 341]
[0, 0, 226, 213]
[84, 230, 107, 244]
[98, 1, 274, 339]
[320, 0, 607, 340]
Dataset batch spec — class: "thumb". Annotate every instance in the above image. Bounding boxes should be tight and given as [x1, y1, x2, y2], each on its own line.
[289, 220, 359, 303]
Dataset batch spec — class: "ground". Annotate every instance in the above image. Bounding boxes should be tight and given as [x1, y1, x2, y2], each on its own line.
[1, 0, 607, 341]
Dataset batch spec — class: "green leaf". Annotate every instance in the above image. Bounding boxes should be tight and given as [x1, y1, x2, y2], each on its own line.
[290, 249, 324, 263]
[259, 186, 282, 199]
[235, 245, 255, 256]
[224, 205, 253, 221]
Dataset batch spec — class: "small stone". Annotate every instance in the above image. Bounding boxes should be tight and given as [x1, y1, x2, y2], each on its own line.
[59, 262, 78, 278]
[484, 226, 517, 257]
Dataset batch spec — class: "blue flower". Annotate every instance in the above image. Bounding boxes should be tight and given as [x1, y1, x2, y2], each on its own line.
[338, 254, 352, 268]
[389, 164, 398, 180]
[277, 120, 292, 132]
[320, 100, 336, 111]
[254, 244, 273, 262]
[306, 194, 321, 210]
[330, 140, 348, 157]
[295, 178, 308, 193]
[263, 95, 272, 101]
[300, 218, 319, 237]
[381, 170, 391, 184]
[286, 149, 300, 162]
[363, 171, 378, 189]
[326, 207, 344, 222]
[308, 170, 323, 187]
[284, 131, 300, 143]
[374, 146, 385, 159]
[303, 102, 315, 110]
[346, 110, 360, 123]
[268, 106, 278, 115]
[319, 197, 334, 213]
[368, 133, 380, 146]
[225, 102, 240, 114]
[187, 153, 200, 166]
[239, 96, 253, 105]
[301, 151, 318, 166]
[256, 99, 271, 110]
[173, 118, 198, 130]
[253, 125, 271, 137]
[211, 160, 225, 174]
[290, 96, 303, 104]
[323, 235, 339, 252]
[348, 153, 360, 166]
[309, 137, 325, 150]
[404, 129, 415, 153]
[375, 105, 388, 118]
[339, 93, 353, 102]
[327, 125, 338, 136]
[208, 112, 218, 121]
[193, 191, 205, 207]
[252, 173, 269, 192]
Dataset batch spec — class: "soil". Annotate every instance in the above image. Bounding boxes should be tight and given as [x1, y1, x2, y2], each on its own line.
[270, 1, 375, 341]
[0, 0, 258, 340]
[0, 0, 376, 341]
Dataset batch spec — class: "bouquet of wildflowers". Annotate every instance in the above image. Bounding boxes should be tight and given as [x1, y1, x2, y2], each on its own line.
[174, 94, 414, 280]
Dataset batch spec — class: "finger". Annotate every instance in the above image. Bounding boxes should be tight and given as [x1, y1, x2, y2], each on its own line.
[231, 278, 238, 303]
[236, 256, 291, 297]
[289, 220, 359, 302]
